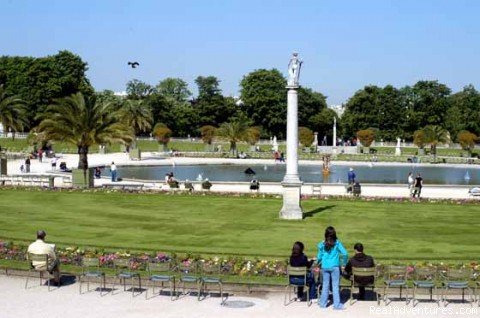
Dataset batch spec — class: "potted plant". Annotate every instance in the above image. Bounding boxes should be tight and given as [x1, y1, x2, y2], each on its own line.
[356, 129, 376, 154]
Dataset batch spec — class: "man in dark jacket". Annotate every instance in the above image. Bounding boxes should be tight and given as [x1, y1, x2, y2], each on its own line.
[343, 243, 375, 300]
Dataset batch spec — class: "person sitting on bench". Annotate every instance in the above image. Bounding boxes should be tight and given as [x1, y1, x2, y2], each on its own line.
[250, 179, 260, 191]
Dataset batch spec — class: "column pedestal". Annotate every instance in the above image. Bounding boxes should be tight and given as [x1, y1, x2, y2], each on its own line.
[279, 180, 303, 220]
[279, 86, 303, 220]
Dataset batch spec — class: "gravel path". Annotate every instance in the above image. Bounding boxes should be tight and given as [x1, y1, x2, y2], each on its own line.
[2, 275, 478, 318]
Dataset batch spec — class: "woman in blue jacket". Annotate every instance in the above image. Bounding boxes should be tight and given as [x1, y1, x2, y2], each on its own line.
[317, 226, 348, 309]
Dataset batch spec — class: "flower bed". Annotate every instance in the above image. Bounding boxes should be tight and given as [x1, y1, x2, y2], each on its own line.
[0, 241, 288, 276]
[1, 241, 478, 278]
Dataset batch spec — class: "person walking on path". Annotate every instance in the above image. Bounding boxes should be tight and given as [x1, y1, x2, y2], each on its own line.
[25, 157, 31, 173]
[317, 226, 348, 310]
[51, 157, 57, 171]
[110, 162, 117, 182]
[412, 173, 423, 199]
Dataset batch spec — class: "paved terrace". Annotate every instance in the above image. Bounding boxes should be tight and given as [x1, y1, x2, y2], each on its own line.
[4, 152, 480, 200]
[2, 275, 478, 318]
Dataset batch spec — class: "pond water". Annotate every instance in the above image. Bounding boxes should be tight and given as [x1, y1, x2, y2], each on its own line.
[119, 163, 479, 185]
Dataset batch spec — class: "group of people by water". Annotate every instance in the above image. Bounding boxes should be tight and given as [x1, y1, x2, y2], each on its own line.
[407, 172, 423, 199]
[289, 226, 374, 309]
[346, 167, 425, 199]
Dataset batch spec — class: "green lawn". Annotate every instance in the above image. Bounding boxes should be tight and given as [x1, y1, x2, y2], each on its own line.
[0, 189, 478, 262]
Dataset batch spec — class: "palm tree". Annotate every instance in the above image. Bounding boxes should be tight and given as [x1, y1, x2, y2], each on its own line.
[118, 99, 152, 148]
[0, 84, 27, 139]
[37, 92, 133, 175]
[423, 125, 450, 162]
[216, 121, 250, 156]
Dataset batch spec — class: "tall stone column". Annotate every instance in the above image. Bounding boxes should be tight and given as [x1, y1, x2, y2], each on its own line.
[279, 86, 303, 220]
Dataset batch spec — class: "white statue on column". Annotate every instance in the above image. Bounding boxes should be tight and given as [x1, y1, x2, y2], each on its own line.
[280, 52, 304, 220]
[395, 137, 402, 156]
[287, 52, 303, 86]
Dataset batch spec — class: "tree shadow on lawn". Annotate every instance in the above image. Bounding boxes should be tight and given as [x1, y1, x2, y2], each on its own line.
[304, 205, 336, 218]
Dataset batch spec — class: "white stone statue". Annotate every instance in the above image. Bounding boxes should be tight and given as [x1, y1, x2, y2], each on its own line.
[287, 52, 303, 86]
[396, 137, 401, 148]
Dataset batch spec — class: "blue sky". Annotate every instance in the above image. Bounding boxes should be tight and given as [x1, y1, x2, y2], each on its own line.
[1, 0, 479, 104]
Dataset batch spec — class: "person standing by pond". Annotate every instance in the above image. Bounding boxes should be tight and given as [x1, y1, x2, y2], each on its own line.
[110, 162, 117, 182]
[317, 226, 348, 310]
[347, 168, 356, 193]
[407, 172, 414, 197]
[348, 168, 356, 184]
[412, 173, 423, 199]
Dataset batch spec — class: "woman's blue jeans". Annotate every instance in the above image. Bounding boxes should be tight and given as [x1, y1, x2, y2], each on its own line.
[319, 267, 342, 309]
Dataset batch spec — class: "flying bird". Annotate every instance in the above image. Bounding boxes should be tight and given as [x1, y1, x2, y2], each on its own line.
[128, 61, 139, 68]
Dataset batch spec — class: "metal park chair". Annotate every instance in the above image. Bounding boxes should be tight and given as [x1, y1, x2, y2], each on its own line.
[284, 266, 311, 306]
[441, 268, 474, 306]
[177, 261, 201, 300]
[79, 257, 106, 296]
[382, 265, 409, 305]
[199, 263, 225, 304]
[112, 259, 141, 297]
[145, 262, 175, 300]
[349, 267, 378, 305]
[25, 253, 56, 291]
[412, 267, 440, 307]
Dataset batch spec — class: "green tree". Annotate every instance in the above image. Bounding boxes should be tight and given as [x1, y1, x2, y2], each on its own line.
[36, 92, 133, 174]
[309, 108, 338, 141]
[343, 85, 405, 140]
[423, 125, 450, 162]
[404, 81, 451, 131]
[457, 130, 478, 156]
[298, 127, 314, 147]
[0, 84, 27, 138]
[195, 76, 221, 99]
[342, 86, 383, 138]
[194, 76, 238, 127]
[298, 87, 328, 129]
[169, 102, 199, 137]
[95, 90, 125, 110]
[216, 120, 250, 156]
[377, 85, 404, 140]
[126, 79, 154, 100]
[0, 50, 93, 128]
[240, 69, 287, 137]
[156, 78, 191, 103]
[446, 85, 480, 136]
